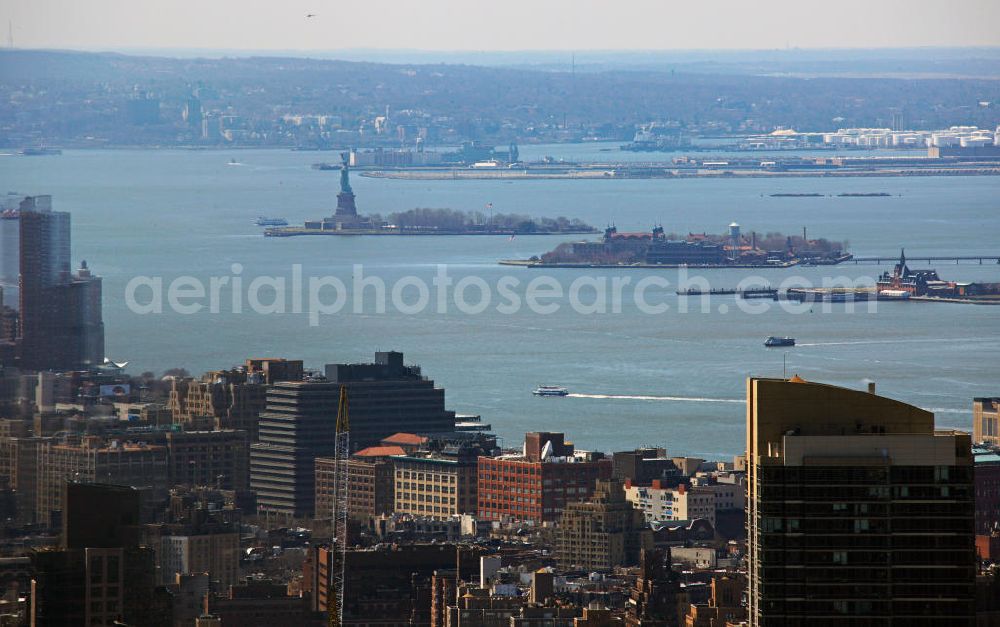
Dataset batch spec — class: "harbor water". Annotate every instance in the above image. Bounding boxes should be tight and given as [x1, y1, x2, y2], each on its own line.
[2, 146, 998, 458]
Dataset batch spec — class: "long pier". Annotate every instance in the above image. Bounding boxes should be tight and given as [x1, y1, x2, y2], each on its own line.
[849, 255, 1000, 265]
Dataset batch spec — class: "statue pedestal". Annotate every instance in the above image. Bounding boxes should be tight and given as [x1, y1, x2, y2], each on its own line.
[335, 191, 357, 217]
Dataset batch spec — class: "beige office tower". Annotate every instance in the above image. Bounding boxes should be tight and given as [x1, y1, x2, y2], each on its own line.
[747, 376, 975, 626]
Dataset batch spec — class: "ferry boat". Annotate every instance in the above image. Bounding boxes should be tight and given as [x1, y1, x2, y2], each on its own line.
[20, 147, 62, 156]
[533, 385, 569, 397]
[764, 336, 795, 347]
[255, 217, 288, 227]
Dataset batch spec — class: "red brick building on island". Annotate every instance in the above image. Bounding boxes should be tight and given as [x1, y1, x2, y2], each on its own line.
[876, 249, 948, 296]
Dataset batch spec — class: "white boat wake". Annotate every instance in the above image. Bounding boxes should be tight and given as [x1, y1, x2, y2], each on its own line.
[923, 407, 968, 415]
[567, 393, 743, 404]
[798, 337, 984, 347]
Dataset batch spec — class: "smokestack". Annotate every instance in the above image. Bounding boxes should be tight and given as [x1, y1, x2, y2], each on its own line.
[803, 226, 807, 243]
[867, 381, 876, 394]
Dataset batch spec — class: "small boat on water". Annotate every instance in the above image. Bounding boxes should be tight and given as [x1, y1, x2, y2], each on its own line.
[20, 147, 62, 156]
[533, 385, 569, 397]
[764, 336, 795, 347]
[255, 217, 288, 227]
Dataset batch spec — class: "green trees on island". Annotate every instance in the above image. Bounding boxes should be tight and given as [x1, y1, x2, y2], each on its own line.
[365, 208, 594, 233]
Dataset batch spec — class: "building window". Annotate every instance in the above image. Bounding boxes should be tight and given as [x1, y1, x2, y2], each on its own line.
[106, 556, 119, 583]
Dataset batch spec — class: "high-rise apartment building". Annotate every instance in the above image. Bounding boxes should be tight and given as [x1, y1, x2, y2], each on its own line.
[69, 259, 104, 367]
[0, 205, 19, 307]
[747, 376, 975, 625]
[18, 195, 70, 370]
[17, 195, 104, 371]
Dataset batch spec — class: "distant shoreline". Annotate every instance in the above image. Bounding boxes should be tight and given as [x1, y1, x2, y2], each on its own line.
[264, 228, 599, 237]
[498, 259, 801, 269]
[364, 168, 1000, 181]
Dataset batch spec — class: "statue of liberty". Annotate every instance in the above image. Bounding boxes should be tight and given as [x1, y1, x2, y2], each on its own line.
[335, 151, 357, 216]
[339, 151, 352, 194]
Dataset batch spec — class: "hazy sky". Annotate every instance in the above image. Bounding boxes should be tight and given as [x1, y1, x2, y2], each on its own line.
[4, 0, 1000, 52]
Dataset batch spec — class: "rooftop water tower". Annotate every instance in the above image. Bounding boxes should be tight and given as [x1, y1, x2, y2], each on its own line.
[729, 222, 740, 261]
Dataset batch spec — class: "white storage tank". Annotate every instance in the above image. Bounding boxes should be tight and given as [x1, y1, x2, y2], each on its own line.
[931, 134, 959, 147]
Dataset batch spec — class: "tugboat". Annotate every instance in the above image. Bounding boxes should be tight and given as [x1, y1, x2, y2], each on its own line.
[255, 217, 288, 227]
[764, 336, 795, 347]
[533, 385, 569, 397]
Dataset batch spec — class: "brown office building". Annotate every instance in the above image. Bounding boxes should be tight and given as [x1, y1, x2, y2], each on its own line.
[747, 376, 975, 625]
[167, 358, 302, 439]
[304, 545, 336, 614]
[315, 446, 396, 523]
[165, 429, 249, 490]
[556, 479, 653, 571]
[36, 438, 169, 527]
[684, 574, 747, 627]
